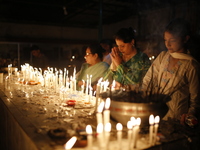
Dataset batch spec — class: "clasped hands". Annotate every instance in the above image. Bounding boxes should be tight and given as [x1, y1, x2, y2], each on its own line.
[110, 47, 123, 67]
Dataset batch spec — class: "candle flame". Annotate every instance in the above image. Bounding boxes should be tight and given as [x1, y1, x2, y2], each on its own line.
[97, 101, 104, 113]
[116, 123, 123, 131]
[64, 136, 77, 150]
[86, 125, 93, 134]
[105, 98, 111, 109]
[136, 118, 141, 126]
[105, 123, 111, 132]
[130, 117, 136, 126]
[98, 77, 103, 84]
[155, 116, 160, 124]
[149, 114, 154, 125]
[127, 121, 132, 129]
[97, 123, 103, 133]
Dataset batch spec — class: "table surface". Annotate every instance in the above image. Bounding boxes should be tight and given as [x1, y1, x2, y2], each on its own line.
[0, 79, 200, 150]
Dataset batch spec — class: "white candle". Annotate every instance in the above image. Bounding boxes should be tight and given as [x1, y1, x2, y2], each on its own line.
[103, 98, 111, 126]
[96, 101, 104, 124]
[131, 117, 136, 149]
[116, 123, 123, 150]
[89, 75, 92, 89]
[153, 116, 160, 145]
[86, 125, 93, 149]
[81, 80, 85, 95]
[86, 74, 89, 95]
[105, 122, 111, 149]
[97, 123, 104, 149]
[95, 78, 103, 111]
[64, 136, 77, 150]
[64, 68, 66, 87]
[127, 121, 132, 150]
[133, 118, 141, 149]
[149, 114, 154, 145]
[111, 79, 116, 91]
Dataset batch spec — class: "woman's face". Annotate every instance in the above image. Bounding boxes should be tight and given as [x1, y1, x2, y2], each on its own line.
[164, 31, 185, 53]
[115, 39, 134, 55]
[84, 47, 96, 65]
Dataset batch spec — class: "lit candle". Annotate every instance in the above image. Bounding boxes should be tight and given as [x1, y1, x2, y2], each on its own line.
[96, 101, 104, 124]
[116, 123, 123, 150]
[130, 117, 136, 149]
[133, 118, 141, 149]
[95, 78, 102, 111]
[64, 136, 77, 150]
[127, 121, 132, 150]
[97, 123, 104, 149]
[86, 74, 89, 95]
[105, 122, 111, 149]
[64, 68, 66, 87]
[103, 98, 111, 126]
[153, 116, 160, 145]
[149, 114, 154, 145]
[89, 75, 92, 90]
[111, 80, 116, 91]
[86, 125, 93, 149]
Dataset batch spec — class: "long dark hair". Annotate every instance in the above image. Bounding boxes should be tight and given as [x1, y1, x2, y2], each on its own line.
[88, 44, 105, 61]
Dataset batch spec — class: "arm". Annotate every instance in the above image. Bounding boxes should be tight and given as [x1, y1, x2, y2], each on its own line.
[114, 52, 151, 85]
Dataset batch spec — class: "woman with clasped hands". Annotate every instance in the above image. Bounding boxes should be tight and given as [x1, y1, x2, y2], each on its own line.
[104, 27, 151, 88]
[142, 18, 200, 126]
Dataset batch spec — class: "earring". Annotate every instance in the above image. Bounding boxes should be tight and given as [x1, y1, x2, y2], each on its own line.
[132, 44, 135, 48]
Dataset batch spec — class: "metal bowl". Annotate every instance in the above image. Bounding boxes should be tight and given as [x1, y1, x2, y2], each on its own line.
[110, 100, 168, 126]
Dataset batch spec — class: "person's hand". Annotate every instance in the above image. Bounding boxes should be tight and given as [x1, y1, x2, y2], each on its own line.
[180, 113, 187, 125]
[110, 47, 123, 67]
[180, 113, 198, 127]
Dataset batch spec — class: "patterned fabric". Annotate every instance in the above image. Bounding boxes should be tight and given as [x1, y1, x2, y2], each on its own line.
[142, 51, 200, 120]
[104, 50, 151, 85]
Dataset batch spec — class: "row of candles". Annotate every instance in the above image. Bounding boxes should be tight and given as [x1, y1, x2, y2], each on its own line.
[64, 98, 160, 150]
[5, 64, 161, 149]
[5, 63, 110, 95]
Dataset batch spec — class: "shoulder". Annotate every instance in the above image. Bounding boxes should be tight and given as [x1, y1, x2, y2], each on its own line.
[98, 62, 109, 68]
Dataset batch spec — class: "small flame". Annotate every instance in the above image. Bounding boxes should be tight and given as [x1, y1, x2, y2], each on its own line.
[149, 114, 154, 125]
[64, 136, 77, 150]
[86, 125, 93, 134]
[155, 116, 160, 124]
[105, 123, 111, 132]
[116, 123, 123, 131]
[97, 101, 104, 113]
[105, 98, 111, 109]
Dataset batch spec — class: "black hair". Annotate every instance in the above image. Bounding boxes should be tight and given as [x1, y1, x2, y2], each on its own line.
[165, 18, 191, 39]
[114, 27, 136, 43]
[30, 45, 40, 51]
[88, 44, 105, 61]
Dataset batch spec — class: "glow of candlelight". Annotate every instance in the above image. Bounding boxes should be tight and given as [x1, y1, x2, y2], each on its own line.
[132, 118, 141, 148]
[105, 98, 111, 110]
[96, 101, 104, 124]
[64, 136, 77, 150]
[105, 122, 111, 149]
[116, 123, 123, 150]
[149, 114, 155, 145]
[153, 116, 160, 145]
[86, 125, 93, 149]
[127, 120, 133, 150]
[111, 80, 116, 90]
[97, 123, 104, 149]
[86, 125, 93, 134]
[97, 101, 104, 113]
[103, 98, 110, 125]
